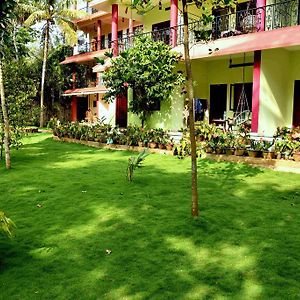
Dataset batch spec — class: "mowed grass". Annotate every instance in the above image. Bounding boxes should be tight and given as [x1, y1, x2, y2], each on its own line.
[1, 134, 300, 300]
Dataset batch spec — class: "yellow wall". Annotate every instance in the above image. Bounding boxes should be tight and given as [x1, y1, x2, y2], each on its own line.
[259, 49, 293, 136]
[192, 56, 253, 116]
[143, 6, 170, 32]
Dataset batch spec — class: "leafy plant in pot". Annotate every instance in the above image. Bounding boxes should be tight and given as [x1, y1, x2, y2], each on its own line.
[147, 129, 158, 149]
[262, 140, 275, 159]
[274, 140, 286, 159]
[248, 139, 263, 158]
[234, 139, 246, 156]
[293, 142, 300, 162]
[224, 132, 235, 155]
[205, 140, 216, 153]
[166, 137, 174, 151]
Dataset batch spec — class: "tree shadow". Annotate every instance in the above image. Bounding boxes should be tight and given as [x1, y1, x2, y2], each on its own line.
[1, 135, 300, 299]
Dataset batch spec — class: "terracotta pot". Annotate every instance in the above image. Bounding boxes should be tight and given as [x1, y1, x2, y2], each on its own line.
[159, 144, 165, 149]
[235, 149, 245, 156]
[216, 148, 223, 154]
[263, 151, 275, 159]
[206, 147, 213, 153]
[225, 149, 234, 155]
[248, 150, 260, 158]
[166, 144, 173, 151]
[293, 152, 300, 162]
[149, 142, 157, 149]
[276, 153, 282, 160]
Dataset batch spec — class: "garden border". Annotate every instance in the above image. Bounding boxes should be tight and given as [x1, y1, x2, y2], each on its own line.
[204, 153, 300, 174]
[53, 136, 300, 174]
[53, 136, 174, 155]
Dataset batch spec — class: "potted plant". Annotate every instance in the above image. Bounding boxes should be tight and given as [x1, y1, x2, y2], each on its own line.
[248, 139, 263, 158]
[166, 138, 174, 151]
[274, 140, 286, 159]
[234, 139, 246, 156]
[293, 142, 300, 162]
[223, 132, 235, 155]
[262, 140, 275, 159]
[137, 128, 145, 147]
[148, 130, 157, 148]
[205, 140, 215, 153]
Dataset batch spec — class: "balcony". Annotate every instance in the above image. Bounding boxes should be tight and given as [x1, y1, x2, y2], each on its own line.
[69, 0, 299, 59]
[78, 4, 98, 15]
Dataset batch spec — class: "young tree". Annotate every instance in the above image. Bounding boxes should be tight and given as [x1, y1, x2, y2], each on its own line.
[103, 36, 183, 126]
[23, 0, 84, 127]
[0, 0, 18, 169]
[132, 0, 234, 217]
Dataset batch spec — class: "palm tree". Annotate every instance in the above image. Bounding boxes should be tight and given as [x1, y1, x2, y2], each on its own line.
[23, 0, 84, 127]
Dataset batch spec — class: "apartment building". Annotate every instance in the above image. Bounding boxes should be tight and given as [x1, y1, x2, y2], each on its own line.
[61, 0, 300, 136]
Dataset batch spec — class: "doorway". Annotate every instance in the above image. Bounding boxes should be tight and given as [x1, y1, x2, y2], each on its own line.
[209, 84, 227, 122]
[293, 80, 300, 127]
[77, 97, 88, 121]
[116, 94, 128, 128]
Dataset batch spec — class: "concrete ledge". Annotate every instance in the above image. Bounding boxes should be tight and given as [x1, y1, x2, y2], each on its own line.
[53, 136, 173, 155]
[205, 153, 300, 174]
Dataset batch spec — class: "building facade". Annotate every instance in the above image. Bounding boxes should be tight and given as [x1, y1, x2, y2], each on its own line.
[61, 0, 300, 136]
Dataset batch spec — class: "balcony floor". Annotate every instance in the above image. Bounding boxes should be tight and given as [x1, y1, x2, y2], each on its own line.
[175, 25, 300, 60]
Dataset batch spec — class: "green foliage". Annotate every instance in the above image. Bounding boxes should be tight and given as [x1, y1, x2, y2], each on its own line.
[0, 0, 18, 57]
[95, 57, 105, 65]
[0, 211, 15, 239]
[127, 149, 149, 181]
[23, 0, 84, 46]
[51, 121, 171, 147]
[2, 134, 300, 298]
[103, 35, 183, 124]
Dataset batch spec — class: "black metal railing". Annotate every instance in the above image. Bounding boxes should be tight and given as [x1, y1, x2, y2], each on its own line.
[76, 36, 112, 54]
[78, 4, 98, 14]
[73, 0, 299, 55]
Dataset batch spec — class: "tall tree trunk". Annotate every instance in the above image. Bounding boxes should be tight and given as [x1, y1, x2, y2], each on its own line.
[182, 0, 199, 217]
[40, 21, 50, 128]
[0, 60, 11, 169]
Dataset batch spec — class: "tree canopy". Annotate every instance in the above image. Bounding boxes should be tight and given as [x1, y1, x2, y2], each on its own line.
[103, 36, 183, 125]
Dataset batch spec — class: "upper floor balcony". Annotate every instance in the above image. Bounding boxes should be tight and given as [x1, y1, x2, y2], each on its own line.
[64, 0, 300, 64]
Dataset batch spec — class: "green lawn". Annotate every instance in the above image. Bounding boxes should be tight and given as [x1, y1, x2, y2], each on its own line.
[1, 134, 300, 300]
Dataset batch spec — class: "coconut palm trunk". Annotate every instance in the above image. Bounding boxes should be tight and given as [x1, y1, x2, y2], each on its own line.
[0, 60, 11, 169]
[182, 0, 199, 217]
[40, 21, 50, 128]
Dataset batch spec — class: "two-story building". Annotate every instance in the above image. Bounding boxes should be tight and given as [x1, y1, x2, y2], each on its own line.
[61, 0, 300, 136]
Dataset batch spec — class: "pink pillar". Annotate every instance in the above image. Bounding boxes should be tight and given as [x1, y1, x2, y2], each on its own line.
[71, 70, 77, 121]
[170, 0, 178, 47]
[251, 50, 261, 133]
[112, 4, 118, 56]
[97, 94, 101, 119]
[97, 20, 102, 50]
[71, 96, 77, 122]
[129, 19, 133, 35]
[256, 0, 266, 31]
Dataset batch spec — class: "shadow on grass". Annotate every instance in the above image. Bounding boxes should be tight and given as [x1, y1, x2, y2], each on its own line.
[1, 135, 300, 299]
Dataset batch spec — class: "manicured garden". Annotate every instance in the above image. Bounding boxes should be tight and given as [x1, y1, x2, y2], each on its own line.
[1, 133, 300, 299]
[51, 120, 300, 161]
